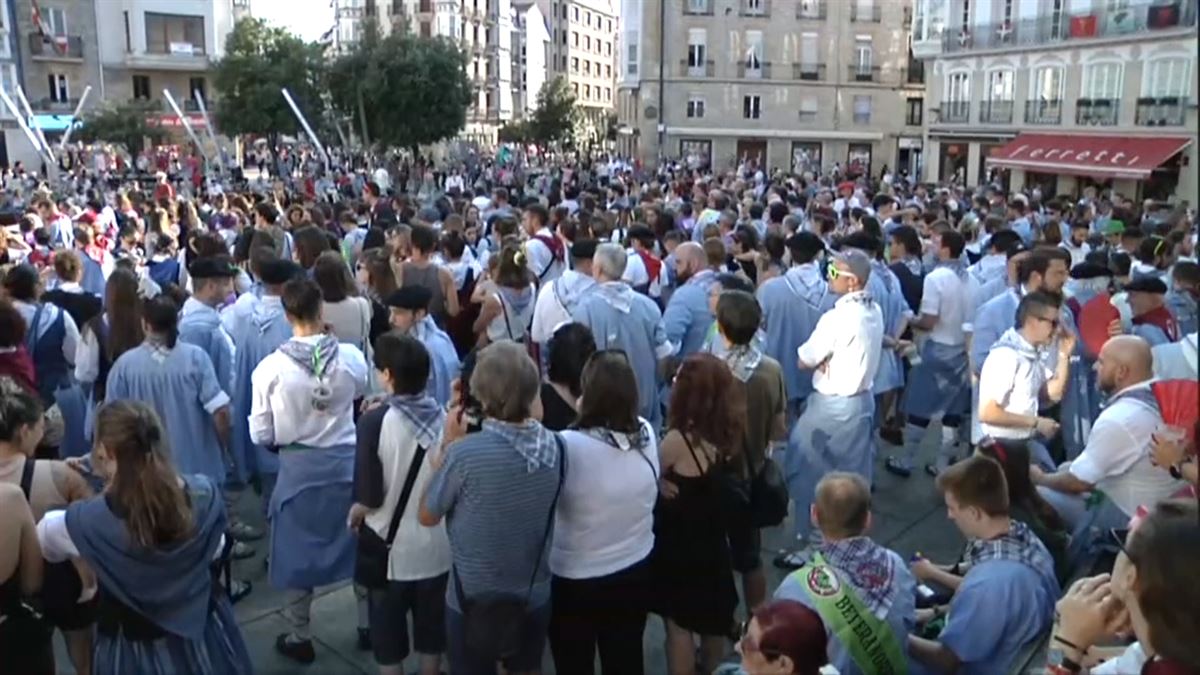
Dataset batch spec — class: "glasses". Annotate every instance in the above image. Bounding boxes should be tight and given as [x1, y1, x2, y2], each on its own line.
[1109, 528, 1135, 563]
[827, 262, 855, 280]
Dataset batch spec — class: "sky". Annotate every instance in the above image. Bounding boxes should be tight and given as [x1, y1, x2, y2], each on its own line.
[251, 0, 336, 42]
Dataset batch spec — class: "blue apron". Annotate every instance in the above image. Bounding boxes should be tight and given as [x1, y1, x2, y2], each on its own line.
[902, 340, 970, 420]
[785, 391, 876, 540]
[267, 444, 357, 590]
[26, 304, 88, 457]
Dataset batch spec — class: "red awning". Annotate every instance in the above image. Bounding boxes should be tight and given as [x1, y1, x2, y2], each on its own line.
[985, 133, 1191, 180]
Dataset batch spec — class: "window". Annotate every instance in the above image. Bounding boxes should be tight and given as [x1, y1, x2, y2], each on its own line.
[607, 19, 612, 31]
[188, 76, 206, 102]
[583, 60, 590, 75]
[626, 40, 637, 75]
[798, 0, 823, 18]
[946, 71, 970, 102]
[960, 0, 970, 30]
[605, 42, 611, 56]
[420, 21, 431, 37]
[584, 84, 591, 99]
[573, 6, 578, 20]
[800, 32, 819, 68]
[45, 7, 67, 35]
[562, 4, 568, 18]
[687, 29, 706, 70]
[906, 97, 923, 125]
[986, 69, 1014, 100]
[561, 30, 567, 44]
[853, 95, 872, 123]
[1031, 65, 1063, 101]
[585, 10, 591, 23]
[572, 31, 578, 46]
[123, 11, 131, 52]
[744, 30, 763, 73]
[854, 36, 872, 73]
[144, 13, 206, 55]
[743, 94, 761, 119]
[605, 87, 611, 101]
[605, 64, 611, 78]
[799, 96, 818, 120]
[687, 96, 705, 118]
[584, 35, 590, 50]
[1001, 0, 1014, 24]
[47, 73, 69, 102]
[571, 56, 579, 72]
[1143, 58, 1189, 98]
[687, 0, 709, 12]
[572, 82, 578, 95]
[1083, 62, 1123, 100]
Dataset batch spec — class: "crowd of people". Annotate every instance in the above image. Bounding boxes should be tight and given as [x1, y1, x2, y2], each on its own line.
[0, 151, 1197, 675]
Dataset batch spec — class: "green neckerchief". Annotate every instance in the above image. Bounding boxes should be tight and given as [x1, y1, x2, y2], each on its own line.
[793, 552, 908, 675]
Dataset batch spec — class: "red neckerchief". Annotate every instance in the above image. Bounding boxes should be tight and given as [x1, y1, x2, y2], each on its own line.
[635, 249, 662, 282]
[1133, 305, 1180, 342]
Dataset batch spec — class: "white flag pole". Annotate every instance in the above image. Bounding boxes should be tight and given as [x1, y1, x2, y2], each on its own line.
[162, 88, 210, 169]
[0, 88, 46, 159]
[58, 85, 92, 150]
[13, 86, 55, 165]
[281, 88, 330, 170]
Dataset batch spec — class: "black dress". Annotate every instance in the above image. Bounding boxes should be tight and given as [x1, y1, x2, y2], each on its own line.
[539, 383, 577, 432]
[650, 433, 737, 637]
[0, 576, 54, 674]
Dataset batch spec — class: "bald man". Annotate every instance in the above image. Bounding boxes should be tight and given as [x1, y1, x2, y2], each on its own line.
[663, 242, 718, 357]
[1032, 336, 1185, 557]
[773, 473, 917, 675]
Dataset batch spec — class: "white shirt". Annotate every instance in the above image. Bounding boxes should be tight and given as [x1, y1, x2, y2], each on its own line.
[920, 266, 976, 346]
[363, 409, 451, 581]
[1068, 381, 1186, 518]
[37, 509, 224, 564]
[529, 270, 595, 344]
[486, 285, 535, 343]
[75, 324, 101, 384]
[551, 422, 659, 579]
[1059, 240, 1092, 269]
[1152, 332, 1197, 381]
[524, 227, 564, 285]
[797, 292, 884, 397]
[248, 336, 369, 448]
[978, 334, 1052, 440]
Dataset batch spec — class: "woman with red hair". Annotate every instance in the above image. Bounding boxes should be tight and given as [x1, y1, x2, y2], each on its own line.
[731, 599, 831, 675]
[652, 353, 747, 675]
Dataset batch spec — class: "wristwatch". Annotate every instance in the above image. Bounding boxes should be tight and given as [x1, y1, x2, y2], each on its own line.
[1169, 455, 1193, 480]
[1047, 647, 1083, 674]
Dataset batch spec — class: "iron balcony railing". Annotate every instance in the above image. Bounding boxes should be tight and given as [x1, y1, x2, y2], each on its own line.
[1076, 98, 1120, 126]
[1135, 97, 1187, 126]
[793, 63, 825, 81]
[28, 33, 84, 59]
[737, 62, 772, 79]
[848, 65, 880, 83]
[980, 99, 1014, 124]
[1025, 99, 1063, 125]
[940, 101, 971, 123]
[680, 59, 715, 77]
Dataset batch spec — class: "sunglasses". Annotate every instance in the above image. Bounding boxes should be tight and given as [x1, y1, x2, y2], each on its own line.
[827, 262, 855, 280]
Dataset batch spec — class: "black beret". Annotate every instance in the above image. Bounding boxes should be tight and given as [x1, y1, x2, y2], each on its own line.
[1124, 276, 1167, 294]
[1069, 262, 1112, 280]
[570, 239, 598, 260]
[385, 285, 433, 311]
[188, 255, 238, 279]
[258, 259, 303, 285]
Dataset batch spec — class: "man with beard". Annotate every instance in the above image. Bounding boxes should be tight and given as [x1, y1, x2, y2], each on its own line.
[385, 285, 461, 407]
[1031, 336, 1186, 559]
[663, 242, 718, 358]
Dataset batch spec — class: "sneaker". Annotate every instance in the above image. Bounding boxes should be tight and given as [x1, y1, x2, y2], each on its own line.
[924, 463, 941, 478]
[229, 521, 263, 542]
[228, 579, 253, 604]
[772, 546, 815, 570]
[275, 633, 315, 664]
[356, 627, 371, 652]
[884, 457, 912, 478]
[230, 541, 256, 560]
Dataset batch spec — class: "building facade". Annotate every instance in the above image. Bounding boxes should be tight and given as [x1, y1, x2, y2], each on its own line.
[912, 0, 1198, 203]
[537, 0, 617, 144]
[513, 0, 550, 117]
[617, 0, 924, 175]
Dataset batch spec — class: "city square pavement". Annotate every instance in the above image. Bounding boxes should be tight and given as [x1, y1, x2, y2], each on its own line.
[52, 435, 972, 674]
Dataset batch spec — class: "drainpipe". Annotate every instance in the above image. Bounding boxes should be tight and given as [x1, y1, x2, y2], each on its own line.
[92, 0, 105, 101]
[655, 0, 664, 165]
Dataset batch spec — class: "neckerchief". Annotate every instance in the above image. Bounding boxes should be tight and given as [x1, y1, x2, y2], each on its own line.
[580, 423, 653, 454]
[723, 342, 763, 383]
[686, 268, 718, 291]
[964, 519, 1054, 576]
[900, 255, 923, 277]
[837, 289, 874, 307]
[387, 393, 445, 448]
[144, 335, 172, 364]
[497, 284, 535, 319]
[816, 536, 899, 616]
[481, 418, 559, 472]
[937, 257, 969, 282]
[993, 326, 1043, 363]
[595, 280, 635, 313]
[278, 334, 341, 378]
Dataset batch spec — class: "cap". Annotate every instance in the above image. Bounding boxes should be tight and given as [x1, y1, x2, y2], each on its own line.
[1069, 262, 1112, 280]
[258, 258, 303, 286]
[833, 249, 872, 283]
[570, 239, 598, 260]
[1103, 219, 1126, 235]
[188, 255, 239, 280]
[385, 285, 433, 311]
[1124, 276, 1167, 294]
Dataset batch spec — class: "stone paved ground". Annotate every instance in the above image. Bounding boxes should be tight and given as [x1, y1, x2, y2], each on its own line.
[52, 436, 969, 674]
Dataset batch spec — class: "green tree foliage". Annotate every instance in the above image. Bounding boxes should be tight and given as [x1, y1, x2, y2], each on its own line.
[75, 100, 167, 153]
[328, 25, 473, 151]
[528, 76, 579, 147]
[212, 18, 326, 139]
[497, 120, 532, 144]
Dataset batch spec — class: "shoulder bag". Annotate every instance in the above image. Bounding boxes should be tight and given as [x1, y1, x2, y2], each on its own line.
[353, 444, 428, 589]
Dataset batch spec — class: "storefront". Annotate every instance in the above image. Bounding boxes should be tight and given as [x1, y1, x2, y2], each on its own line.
[985, 133, 1194, 203]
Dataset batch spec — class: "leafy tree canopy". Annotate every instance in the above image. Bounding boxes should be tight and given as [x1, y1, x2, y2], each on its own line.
[528, 76, 579, 147]
[329, 24, 473, 151]
[76, 100, 167, 153]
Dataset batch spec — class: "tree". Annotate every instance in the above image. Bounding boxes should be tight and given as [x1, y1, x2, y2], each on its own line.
[212, 18, 326, 143]
[497, 120, 532, 145]
[528, 76, 579, 147]
[328, 27, 473, 152]
[76, 100, 167, 153]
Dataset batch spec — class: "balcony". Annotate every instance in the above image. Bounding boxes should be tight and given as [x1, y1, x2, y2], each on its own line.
[848, 65, 880, 83]
[937, 0, 1196, 54]
[980, 99, 1014, 124]
[34, 97, 81, 112]
[683, 0, 714, 16]
[1076, 98, 1120, 126]
[737, 62, 771, 79]
[796, 0, 826, 20]
[679, 59, 715, 77]
[28, 33, 84, 60]
[1025, 99, 1063, 125]
[793, 63, 825, 81]
[739, 0, 770, 17]
[1135, 97, 1187, 126]
[940, 101, 971, 124]
[851, 4, 882, 22]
